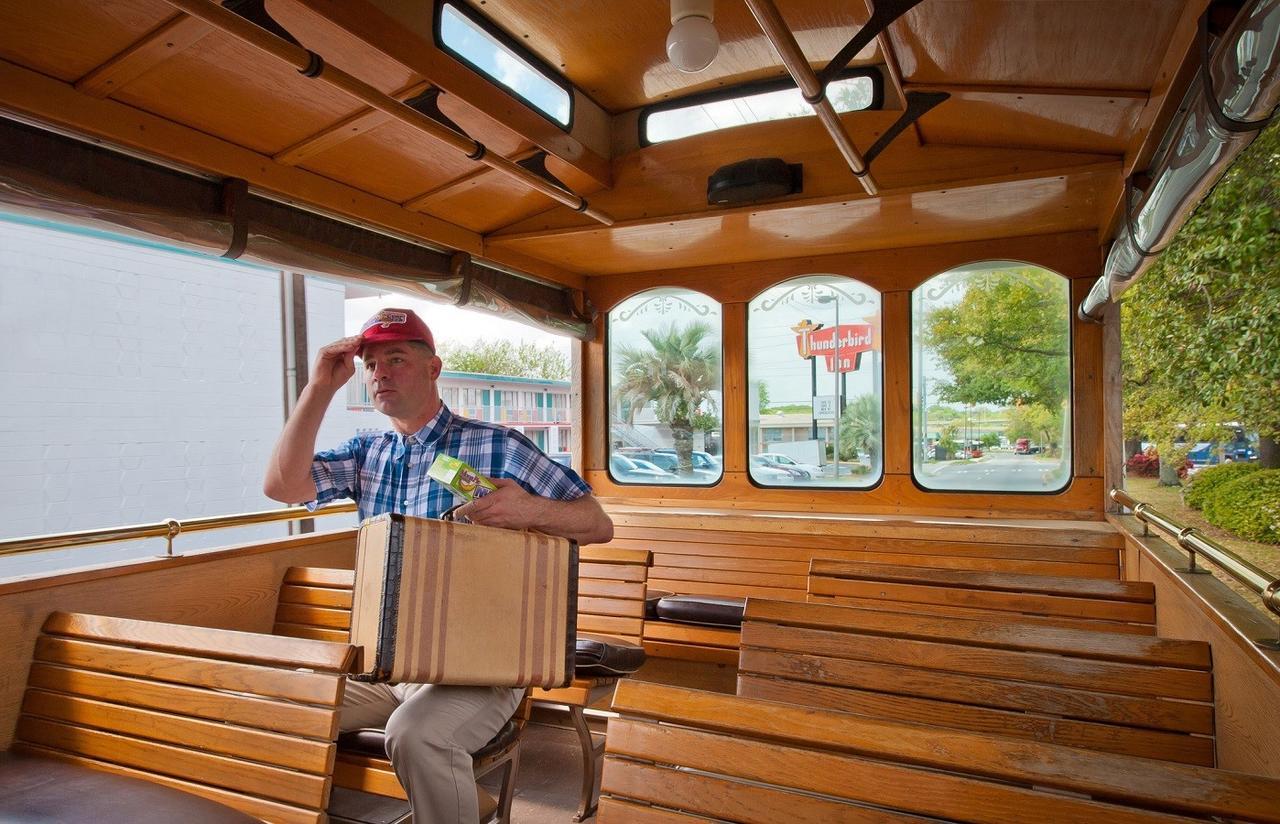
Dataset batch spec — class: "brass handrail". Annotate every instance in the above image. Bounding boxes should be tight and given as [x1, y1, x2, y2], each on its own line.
[1111, 487, 1280, 626]
[0, 501, 358, 559]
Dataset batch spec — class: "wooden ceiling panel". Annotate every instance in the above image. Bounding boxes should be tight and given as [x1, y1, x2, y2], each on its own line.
[0, 0, 173, 82]
[295, 121, 484, 203]
[486, 165, 1116, 275]
[477, 0, 877, 112]
[112, 33, 370, 155]
[891, 1, 1184, 91]
[425, 173, 554, 233]
[494, 111, 1116, 238]
[914, 92, 1145, 155]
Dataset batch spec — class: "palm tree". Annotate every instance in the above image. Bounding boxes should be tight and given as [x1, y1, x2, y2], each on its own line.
[613, 322, 720, 472]
[839, 393, 881, 465]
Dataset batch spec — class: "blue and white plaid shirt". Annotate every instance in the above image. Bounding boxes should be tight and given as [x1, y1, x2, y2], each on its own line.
[308, 404, 590, 521]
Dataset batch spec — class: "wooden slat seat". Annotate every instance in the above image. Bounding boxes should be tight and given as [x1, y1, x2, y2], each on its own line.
[738, 598, 1216, 765]
[809, 559, 1158, 634]
[532, 546, 651, 822]
[272, 567, 527, 823]
[7, 611, 355, 824]
[601, 681, 1280, 824]
[605, 512, 1126, 663]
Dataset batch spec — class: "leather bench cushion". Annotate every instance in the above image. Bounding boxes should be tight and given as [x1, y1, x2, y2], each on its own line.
[655, 594, 747, 628]
[645, 589, 674, 619]
[0, 751, 259, 824]
[339, 716, 521, 762]
[575, 633, 646, 676]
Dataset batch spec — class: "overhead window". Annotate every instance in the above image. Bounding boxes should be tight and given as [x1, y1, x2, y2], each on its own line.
[643, 73, 878, 145]
[748, 275, 883, 488]
[436, 1, 573, 127]
[608, 289, 723, 486]
[912, 262, 1073, 493]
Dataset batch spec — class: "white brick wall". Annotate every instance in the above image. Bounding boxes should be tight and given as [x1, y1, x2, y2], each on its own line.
[0, 219, 356, 579]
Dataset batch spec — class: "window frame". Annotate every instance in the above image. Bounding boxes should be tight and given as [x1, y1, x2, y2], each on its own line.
[605, 288, 725, 489]
[638, 68, 883, 147]
[433, 0, 575, 130]
[908, 261, 1075, 496]
[744, 275, 885, 492]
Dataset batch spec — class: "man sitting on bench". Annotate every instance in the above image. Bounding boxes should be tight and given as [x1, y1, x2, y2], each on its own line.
[264, 307, 614, 824]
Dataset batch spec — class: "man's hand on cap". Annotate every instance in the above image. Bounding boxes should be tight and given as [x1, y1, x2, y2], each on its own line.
[311, 335, 362, 391]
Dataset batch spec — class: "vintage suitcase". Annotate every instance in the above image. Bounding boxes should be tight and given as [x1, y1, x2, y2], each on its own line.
[350, 513, 578, 688]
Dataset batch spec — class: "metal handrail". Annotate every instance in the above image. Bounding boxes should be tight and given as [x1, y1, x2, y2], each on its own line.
[0, 501, 358, 559]
[1111, 488, 1280, 625]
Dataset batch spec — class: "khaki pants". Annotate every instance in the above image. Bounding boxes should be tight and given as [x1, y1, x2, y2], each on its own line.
[341, 682, 522, 824]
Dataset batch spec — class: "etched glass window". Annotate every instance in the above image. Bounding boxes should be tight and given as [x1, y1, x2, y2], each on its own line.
[608, 289, 723, 485]
[748, 276, 882, 487]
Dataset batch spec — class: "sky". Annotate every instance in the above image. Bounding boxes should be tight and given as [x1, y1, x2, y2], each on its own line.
[343, 292, 571, 361]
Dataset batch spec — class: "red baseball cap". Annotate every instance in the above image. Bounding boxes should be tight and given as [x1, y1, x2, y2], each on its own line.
[359, 308, 435, 353]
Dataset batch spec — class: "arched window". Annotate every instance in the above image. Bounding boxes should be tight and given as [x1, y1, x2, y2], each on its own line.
[748, 276, 882, 487]
[608, 288, 723, 485]
[912, 262, 1072, 492]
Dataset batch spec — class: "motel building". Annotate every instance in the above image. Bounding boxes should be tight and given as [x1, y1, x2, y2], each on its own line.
[348, 363, 573, 455]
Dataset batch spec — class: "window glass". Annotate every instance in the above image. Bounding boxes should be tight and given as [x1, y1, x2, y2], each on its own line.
[748, 276, 882, 487]
[912, 262, 1072, 492]
[609, 289, 723, 485]
[438, 2, 572, 126]
[645, 76, 875, 144]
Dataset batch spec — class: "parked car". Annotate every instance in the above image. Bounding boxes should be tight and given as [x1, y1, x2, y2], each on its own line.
[755, 452, 821, 480]
[749, 455, 805, 482]
[619, 448, 720, 478]
[609, 453, 676, 481]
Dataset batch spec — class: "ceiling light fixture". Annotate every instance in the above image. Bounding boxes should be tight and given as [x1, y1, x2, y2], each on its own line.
[667, 0, 719, 73]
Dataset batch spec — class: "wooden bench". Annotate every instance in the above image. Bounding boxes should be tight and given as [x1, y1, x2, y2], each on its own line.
[809, 559, 1158, 634]
[605, 510, 1125, 661]
[738, 597, 1215, 766]
[5, 611, 354, 824]
[600, 680, 1280, 823]
[273, 567, 526, 824]
[531, 546, 651, 822]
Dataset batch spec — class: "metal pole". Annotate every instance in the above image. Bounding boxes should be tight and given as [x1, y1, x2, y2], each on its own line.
[833, 294, 840, 480]
[810, 356, 819, 440]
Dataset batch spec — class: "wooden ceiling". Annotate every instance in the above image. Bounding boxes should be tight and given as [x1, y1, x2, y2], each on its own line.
[0, 0, 1204, 286]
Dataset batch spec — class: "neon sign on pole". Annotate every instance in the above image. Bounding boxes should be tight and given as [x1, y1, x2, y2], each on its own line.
[791, 320, 874, 373]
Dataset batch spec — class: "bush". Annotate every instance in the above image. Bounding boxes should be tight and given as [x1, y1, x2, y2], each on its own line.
[1184, 462, 1262, 510]
[1202, 469, 1280, 544]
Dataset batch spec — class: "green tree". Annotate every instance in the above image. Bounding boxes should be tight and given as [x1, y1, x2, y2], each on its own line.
[437, 339, 568, 380]
[613, 323, 720, 472]
[1006, 403, 1061, 454]
[1122, 122, 1280, 470]
[838, 394, 880, 463]
[923, 267, 1072, 411]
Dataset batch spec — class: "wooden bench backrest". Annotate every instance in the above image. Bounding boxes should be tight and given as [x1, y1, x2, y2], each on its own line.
[738, 598, 1215, 766]
[274, 548, 652, 647]
[606, 510, 1123, 661]
[808, 559, 1158, 634]
[15, 611, 354, 824]
[602, 681, 1280, 824]
[574, 547, 651, 646]
[606, 512, 1124, 604]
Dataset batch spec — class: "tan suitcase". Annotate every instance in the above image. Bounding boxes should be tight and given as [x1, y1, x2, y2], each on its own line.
[350, 513, 578, 687]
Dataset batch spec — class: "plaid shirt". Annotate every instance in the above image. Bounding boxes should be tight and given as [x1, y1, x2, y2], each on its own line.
[308, 404, 590, 521]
